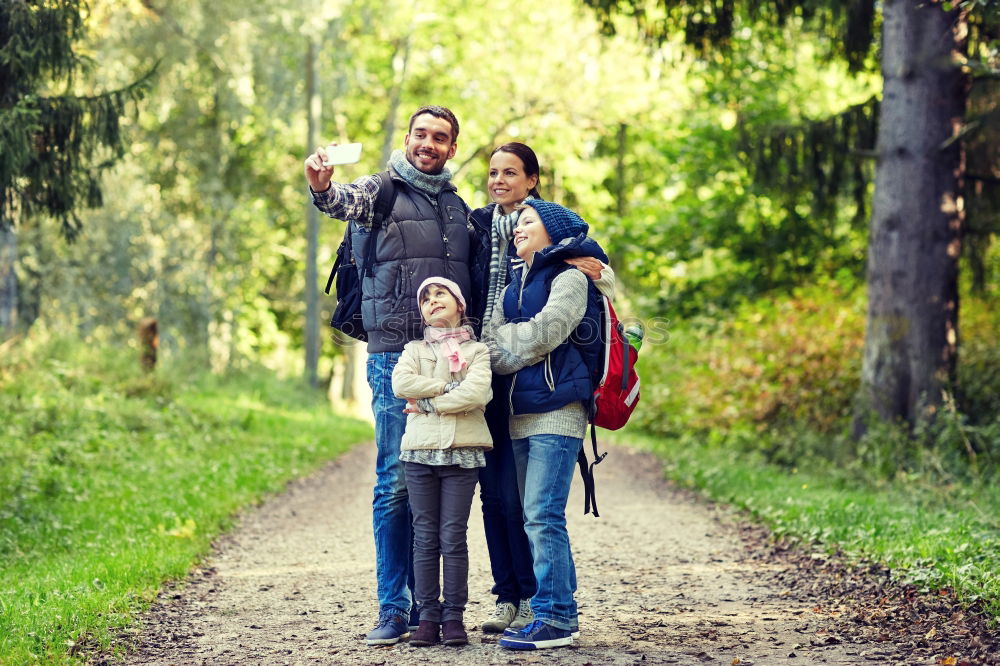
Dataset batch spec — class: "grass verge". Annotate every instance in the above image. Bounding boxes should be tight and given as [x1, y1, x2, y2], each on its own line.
[0, 337, 373, 663]
[608, 429, 1000, 622]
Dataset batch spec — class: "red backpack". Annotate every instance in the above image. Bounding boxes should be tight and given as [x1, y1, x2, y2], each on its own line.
[577, 293, 641, 517]
[592, 295, 641, 430]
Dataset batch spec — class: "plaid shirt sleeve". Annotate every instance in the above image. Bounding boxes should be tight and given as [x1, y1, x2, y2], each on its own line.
[309, 174, 381, 229]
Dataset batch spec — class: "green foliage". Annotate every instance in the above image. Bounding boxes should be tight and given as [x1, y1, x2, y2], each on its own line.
[0, 0, 154, 236]
[581, 0, 1000, 313]
[614, 429, 1000, 619]
[957, 297, 1000, 421]
[581, 0, 879, 71]
[0, 332, 372, 663]
[603, 24, 878, 317]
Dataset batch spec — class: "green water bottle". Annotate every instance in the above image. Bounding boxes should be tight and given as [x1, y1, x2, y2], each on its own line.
[624, 324, 643, 351]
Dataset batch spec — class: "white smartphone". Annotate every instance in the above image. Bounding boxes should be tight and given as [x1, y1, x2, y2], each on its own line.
[322, 142, 363, 166]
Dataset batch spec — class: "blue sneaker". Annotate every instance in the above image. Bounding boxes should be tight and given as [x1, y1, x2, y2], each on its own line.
[498, 619, 573, 650]
[503, 621, 579, 639]
[365, 614, 410, 646]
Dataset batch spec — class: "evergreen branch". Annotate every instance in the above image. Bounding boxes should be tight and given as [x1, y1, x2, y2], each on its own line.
[36, 63, 160, 106]
[966, 173, 1000, 184]
[581, 0, 879, 72]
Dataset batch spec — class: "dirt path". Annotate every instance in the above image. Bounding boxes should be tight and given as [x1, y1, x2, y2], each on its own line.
[122, 443, 987, 665]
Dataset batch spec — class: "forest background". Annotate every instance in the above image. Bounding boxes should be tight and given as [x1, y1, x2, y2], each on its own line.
[2, 0, 1000, 662]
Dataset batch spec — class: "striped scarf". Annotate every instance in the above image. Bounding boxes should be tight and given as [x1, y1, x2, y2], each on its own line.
[483, 196, 536, 325]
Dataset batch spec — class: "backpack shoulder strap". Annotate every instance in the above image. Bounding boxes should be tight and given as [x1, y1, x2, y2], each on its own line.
[324, 223, 352, 295]
[578, 423, 608, 517]
[576, 282, 610, 518]
[324, 171, 397, 294]
[361, 170, 397, 277]
[371, 170, 397, 226]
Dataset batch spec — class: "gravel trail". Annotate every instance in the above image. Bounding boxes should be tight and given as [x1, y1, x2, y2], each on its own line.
[123, 442, 979, 665]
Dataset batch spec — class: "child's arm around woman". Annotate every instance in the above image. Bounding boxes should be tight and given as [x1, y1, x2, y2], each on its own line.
[483, 269, 588, 376]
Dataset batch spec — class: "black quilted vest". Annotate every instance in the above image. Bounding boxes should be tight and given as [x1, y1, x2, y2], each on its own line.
[352, 170, 473, 352]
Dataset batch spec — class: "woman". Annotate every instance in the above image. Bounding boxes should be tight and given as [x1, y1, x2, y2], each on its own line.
[470, 143, 613, 634]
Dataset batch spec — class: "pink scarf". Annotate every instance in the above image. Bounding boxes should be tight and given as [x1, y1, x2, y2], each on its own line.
[424, 326, 474, 373]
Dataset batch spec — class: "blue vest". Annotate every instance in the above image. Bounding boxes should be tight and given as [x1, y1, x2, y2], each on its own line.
[501, 235, 607, 416]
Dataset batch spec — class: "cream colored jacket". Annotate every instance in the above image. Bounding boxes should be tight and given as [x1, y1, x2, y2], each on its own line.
[392, 338, 494, 451]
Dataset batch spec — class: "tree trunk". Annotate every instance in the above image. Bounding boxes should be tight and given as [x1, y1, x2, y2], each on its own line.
[380, 35, 411, 166]
[857, 0, 966, 430]
[0, 226, 16, 337]
[305, 39, 321, 388]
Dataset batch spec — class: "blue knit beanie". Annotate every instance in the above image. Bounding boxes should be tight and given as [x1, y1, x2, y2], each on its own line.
[525, 200, 589, 245]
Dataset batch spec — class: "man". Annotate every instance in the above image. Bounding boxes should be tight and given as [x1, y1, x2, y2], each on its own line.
[303, 106, 487, 646]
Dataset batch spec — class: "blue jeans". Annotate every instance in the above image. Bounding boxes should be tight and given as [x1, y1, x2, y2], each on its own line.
[511, 433, 581, 631]
[367, 352, 415, 618]
[479, 389, 536, 604]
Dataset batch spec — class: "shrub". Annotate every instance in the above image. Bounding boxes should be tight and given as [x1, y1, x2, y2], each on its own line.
[633, 280, 865, 437]
[633, 283, 1000, 480]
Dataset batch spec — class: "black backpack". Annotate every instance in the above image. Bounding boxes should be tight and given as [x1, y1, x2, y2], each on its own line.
[323, 171, 398, 341]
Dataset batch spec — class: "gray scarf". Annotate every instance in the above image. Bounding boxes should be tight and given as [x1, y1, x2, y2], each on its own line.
[388, 149, 453, 197]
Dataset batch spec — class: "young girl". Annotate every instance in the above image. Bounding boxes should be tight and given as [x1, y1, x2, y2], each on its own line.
[484, 200, 606, 650]
[391, 277, 494, 647]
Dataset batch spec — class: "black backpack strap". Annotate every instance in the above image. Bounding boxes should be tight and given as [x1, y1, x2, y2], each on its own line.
[361, 170, 397, 278]
[578, 422, 608, 517]
[324, 224, 351, 295]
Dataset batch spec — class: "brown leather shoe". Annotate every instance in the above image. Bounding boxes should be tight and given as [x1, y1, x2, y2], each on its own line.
[441, 619, 468, 646]
[409, 619, 440, 646]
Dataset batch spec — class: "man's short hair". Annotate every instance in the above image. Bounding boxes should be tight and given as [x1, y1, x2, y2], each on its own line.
[408, 106, 460, 142]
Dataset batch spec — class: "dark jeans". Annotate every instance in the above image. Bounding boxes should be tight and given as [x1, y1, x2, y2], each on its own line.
[404, 461, 479, 623]
[478, 383, 537, 604]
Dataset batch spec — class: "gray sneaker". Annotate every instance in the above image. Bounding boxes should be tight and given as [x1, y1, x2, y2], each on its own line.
[481, 601, 517, 633]
[365, 614, 410, 645]
[507, 598, 534, 630]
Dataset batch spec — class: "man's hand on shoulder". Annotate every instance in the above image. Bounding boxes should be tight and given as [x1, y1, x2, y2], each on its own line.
[304, 145, 334, 192]
[564, 256, 604, 281]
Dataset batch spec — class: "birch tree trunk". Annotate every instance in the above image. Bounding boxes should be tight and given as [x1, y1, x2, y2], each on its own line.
[857, 0, 967, 430]
[380, 35, 411, 166]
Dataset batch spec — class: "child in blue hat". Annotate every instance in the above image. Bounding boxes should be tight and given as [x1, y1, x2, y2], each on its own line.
[484, 200, 607, 650]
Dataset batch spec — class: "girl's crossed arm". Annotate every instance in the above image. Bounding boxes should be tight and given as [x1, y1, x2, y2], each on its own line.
[392, 344, 447, 400]
[428, 346, 493, 414]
